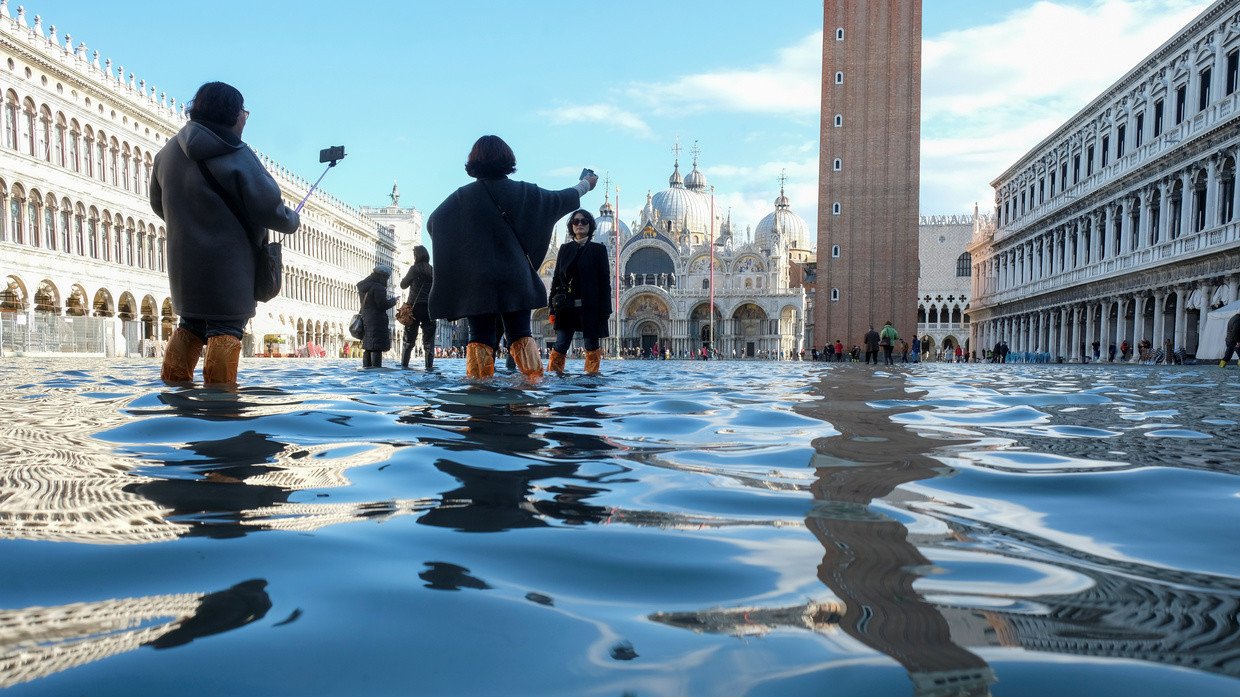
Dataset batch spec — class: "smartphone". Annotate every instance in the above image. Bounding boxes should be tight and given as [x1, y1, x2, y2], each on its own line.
[580, 168, 595, 180]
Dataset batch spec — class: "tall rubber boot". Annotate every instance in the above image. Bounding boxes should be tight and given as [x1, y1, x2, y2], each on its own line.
[203, 335, 242, 386]
[465, 342, 495, 379]
[401, 343, 413, 369]
[369, 351, 384, 368]
[547, 349, 566, 375]
[509, 336, 543, 382]
[584, 348, 603, 375]
[424, 343, 434, 371]
[161, 327, 204, 383]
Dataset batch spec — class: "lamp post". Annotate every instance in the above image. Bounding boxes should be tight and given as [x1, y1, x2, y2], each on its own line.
[614, 186, 621, 358]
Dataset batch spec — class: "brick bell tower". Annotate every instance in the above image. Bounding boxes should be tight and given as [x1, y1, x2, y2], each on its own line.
[816, 0, 922, 351]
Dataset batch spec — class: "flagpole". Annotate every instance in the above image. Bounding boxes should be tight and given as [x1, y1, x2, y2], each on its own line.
[710, 185, 715, 360]
[614, 186, 621, 358]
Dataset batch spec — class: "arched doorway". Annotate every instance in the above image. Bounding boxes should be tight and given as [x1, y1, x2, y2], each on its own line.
[636, 320, 660, 357]
[731, 303, 767, 358]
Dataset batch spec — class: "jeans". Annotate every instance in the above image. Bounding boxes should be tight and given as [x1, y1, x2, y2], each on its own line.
[179, 317, 246, 342]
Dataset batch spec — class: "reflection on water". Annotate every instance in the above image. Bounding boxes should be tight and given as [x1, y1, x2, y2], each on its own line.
[1, 357, 1238, 696]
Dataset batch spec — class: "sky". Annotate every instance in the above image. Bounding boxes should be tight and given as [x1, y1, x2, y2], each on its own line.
[25, 0, 1216, 240]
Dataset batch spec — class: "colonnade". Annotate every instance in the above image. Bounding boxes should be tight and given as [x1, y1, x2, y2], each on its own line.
[975, 274, 1240, 361]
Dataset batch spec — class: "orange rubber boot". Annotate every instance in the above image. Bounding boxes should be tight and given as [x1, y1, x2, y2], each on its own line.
[161, 327, 204, 383]
[584, 348, 603, 375]
[465, 342, 495, 379]
[547, 349, 566, 375]
[202, 335, 242, 386]
[509, 336, 543, 382]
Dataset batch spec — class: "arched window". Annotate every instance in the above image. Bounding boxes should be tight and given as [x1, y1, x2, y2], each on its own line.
[836, 28, 844, 41]
[830, 288, 840, 301]
[835, 71, 844, 85]
[833, 158, 842, 171]
[2, 92, 17, 150]
[37, 106, 51, 160]
[9, 185, 24, 244]
[831, 244, 841, 258]
[956, 252, 972, 277]
[21, 98, 36, 156]
[95, 130, 106, 182]
[834, 114, 843, 127]
[53, 113, 66, 166]
[832, 202, 841, 215]
[68, 120, 81, 172]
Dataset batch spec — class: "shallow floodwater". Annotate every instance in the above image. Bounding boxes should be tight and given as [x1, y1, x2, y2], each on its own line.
[1, 357, 1237, 696]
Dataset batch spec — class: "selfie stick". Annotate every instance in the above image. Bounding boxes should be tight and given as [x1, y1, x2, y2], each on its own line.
[295, 146, 346, 213]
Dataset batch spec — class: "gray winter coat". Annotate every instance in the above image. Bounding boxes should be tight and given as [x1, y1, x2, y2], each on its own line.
[357, 272, 398, 351]
[425, 177, 581, 321]
[150, 120, 300, 320]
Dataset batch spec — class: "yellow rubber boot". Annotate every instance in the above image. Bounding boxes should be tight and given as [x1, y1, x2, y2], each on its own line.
[465, 342, 495, 379]
[547, 349, 566, 375]
[584, 348, 603, 375]
[203, 335, 242, 386]
[160, 327, 205, 383]
[509, 336, 544, 382]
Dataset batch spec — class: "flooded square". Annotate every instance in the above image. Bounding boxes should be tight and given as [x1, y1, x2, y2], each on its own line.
[1, 358, 1237, 696]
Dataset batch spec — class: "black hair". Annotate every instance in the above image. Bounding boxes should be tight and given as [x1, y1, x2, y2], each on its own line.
[188, 81, 244, 127]
[465, 135, 517, 179]
[566, 209, 596, 241]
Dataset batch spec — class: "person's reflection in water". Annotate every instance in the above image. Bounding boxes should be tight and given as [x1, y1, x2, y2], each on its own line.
[419, 562, 492, 592]
[124, 430, 292, 538]
[145, 579, 272, 649]
[798, 370, 997, 697]
[418, 459, 609, 532]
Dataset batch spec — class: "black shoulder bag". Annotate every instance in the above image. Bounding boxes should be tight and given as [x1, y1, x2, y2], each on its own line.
[480, 180, 545, 304]
[196, 159, 283, 303]
[550, 243, 585, 315]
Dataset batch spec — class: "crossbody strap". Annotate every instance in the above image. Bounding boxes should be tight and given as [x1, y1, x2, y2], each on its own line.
[196, 158, 263, 253]
[479, 179, 536, 271]
[555, 242, 586, 290]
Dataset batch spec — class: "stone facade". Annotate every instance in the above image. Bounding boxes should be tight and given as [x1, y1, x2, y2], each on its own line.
[971, 0, 1240, 361]
[0, 2, 412, 358]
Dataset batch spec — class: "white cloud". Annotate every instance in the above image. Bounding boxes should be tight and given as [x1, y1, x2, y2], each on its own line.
[540, 103, 654, 138]
[627, 32, 823, 116]
[920, 0, 1213, 214]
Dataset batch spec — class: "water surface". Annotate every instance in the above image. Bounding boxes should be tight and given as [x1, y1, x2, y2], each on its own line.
[1, 358, 1237, 696]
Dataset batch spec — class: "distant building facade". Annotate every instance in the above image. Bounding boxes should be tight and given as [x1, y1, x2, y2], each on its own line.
[970, 0, 1240, 360]
[0, 3, 411, 358]
[816, 0, 922, 349]
[917, 212, 991, 360]
[535, 152, 810, 359]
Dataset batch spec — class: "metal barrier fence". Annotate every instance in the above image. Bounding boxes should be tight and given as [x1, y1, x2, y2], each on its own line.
[0, 313, 130, 356]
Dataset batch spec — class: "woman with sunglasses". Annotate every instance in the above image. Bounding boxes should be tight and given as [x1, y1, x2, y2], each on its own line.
[426, 135, 597, 380]
[547, 209, 612, 375]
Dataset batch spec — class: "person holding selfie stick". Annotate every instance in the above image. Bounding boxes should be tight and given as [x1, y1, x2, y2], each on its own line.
[426, 135, 597, 381]
[150, 81, 300, 386]
[547, 209, 611, 375]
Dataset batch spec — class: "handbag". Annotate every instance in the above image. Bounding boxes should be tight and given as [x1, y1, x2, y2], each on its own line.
[549, 239, 586, 315]
[196, 159, 283, 302]
[395, 301, 414, 327]
[348, 313, 365, 340]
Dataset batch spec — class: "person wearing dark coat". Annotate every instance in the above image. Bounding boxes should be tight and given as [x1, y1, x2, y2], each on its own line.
[357, 265, 398, 368]
[425, 135, 596, 380]
[863, 326, 880, 365]
[150, 81, 300, 385]
[399, 245, 436, 370]
[547, 209, 612, 375]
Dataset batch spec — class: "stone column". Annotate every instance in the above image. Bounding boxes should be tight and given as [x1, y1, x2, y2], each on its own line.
[1196, 281, 1213, 355]
[1100, 204, 1113, 260]
[1085, 303, 1096, 361]
[1157, 179, 1172, 245]
[1119, 198, 1133, 255]
[1089, 211, 1101, 264]
[1205, 158, 1220, 229]
[1137, 188, 1153, 251]
[1178, 170, 1193, 239]
[1115, 296, 1128, 359]
[1232, 146, 1240, 224]
[1173, 285, 1188, 354]
[1151, 288, 1166, 351]
[1099, 299, 1111, 359]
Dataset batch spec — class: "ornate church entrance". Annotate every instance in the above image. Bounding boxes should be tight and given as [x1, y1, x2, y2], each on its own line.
[636, 321, 660, 357]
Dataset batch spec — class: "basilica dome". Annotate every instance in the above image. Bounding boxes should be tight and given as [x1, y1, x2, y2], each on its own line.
[650, 161, 712, 236]
[595, 199, 631, 248]
[754, 188, 811, 250]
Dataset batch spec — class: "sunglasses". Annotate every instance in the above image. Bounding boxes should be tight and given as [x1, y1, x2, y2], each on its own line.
[571, 219, 590, 225]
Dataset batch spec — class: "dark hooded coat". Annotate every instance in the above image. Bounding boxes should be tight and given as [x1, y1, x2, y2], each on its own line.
[357, 271, 398, 351]
[550, 239, 612, 338]
[425, 177, 581, 320]
[150, 119, 300, 320]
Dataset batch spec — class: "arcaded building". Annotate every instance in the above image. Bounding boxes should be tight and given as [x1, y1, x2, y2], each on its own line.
[970, 0, 1240, 360]
[0, 3, 411, 358]
[816, 0, 922, 349]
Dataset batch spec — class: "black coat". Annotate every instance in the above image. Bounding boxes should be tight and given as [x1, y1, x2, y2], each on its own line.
[550, 240, 612, 338]
[150, 120, 300, 320]
[863, 330, 880, 352]
[426, 177, 581, 320]
[401, 264, 433, 306]
[357, 273, 397, 351]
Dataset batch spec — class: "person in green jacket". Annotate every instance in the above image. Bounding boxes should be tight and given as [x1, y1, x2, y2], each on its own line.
[879, 321, 900, 366]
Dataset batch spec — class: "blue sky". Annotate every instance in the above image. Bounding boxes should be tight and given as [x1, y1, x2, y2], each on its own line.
[29, 0, 1214, 238]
